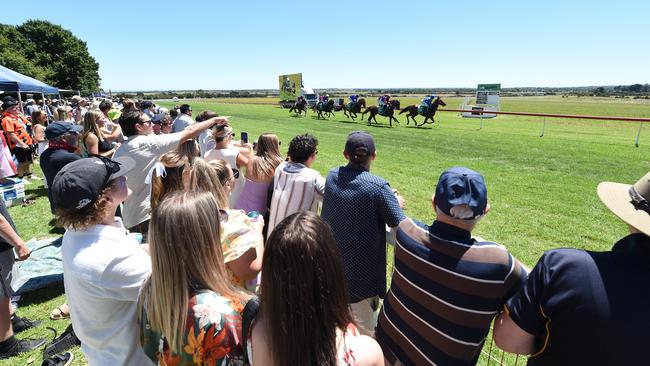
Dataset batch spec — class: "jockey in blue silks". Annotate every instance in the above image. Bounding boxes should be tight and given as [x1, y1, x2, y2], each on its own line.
[421, 95, 435, 108]
[378, 94, 390, 107]
[349, 94, 359, 103]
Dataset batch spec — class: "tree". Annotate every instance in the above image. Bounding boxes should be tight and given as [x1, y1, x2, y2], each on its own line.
[0, 24, 51, 82]
[16, 20, 100, 93]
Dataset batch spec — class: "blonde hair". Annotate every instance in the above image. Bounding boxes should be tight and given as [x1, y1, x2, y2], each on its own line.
[250, 133, 283, 181]
[150, 151, 190, 212]
[56, 106, 72, 121]
[188, 158, 230, 208]
[140, 191, 245, 354]
[82, 110, 106, 143]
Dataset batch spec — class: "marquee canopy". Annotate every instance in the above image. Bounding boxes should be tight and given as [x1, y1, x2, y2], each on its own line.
[0, 64, 59, 94]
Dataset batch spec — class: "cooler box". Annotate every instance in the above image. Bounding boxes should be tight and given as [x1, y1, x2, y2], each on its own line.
[0, 178, 25, 207]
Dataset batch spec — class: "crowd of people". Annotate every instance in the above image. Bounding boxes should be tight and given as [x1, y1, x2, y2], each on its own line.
[0, 94, 647, 366]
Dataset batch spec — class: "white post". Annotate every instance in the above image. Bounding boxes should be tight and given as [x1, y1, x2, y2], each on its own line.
[635, 123, 643, 147]
[479, 114, 484, 130]
[540, 117, 547, 137]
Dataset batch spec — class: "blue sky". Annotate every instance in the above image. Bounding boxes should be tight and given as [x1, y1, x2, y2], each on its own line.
[1, 0, 648, 91]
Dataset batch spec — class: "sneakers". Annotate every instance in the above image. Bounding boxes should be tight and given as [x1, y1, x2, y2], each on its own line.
[43, 324, 81, 359]
[41, 352, 74, 366]
[0, 337, 47, 359]
[12, 315, 42, 333]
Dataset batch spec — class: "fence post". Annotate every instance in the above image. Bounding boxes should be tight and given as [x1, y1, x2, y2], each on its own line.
[479, 114, 484, 130]
[635, 123, 643, 147]
[540, 117, 547, 137]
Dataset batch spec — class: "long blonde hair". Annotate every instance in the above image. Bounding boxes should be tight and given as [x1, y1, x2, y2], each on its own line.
[188, 158, 230, 208]
[81, 110, 106, 143]
[140, 191, 244, 354]
[250, 133, 283, 181]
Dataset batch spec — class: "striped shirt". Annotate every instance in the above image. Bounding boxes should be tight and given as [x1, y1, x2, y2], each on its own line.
[267, 161, 325, 238]
[376, 219, 527, 366]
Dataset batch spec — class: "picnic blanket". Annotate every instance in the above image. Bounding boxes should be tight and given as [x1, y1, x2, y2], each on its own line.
[11, 237, 64, 294]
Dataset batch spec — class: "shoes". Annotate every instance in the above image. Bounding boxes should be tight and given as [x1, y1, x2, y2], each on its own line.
[43, 324, 81, 359]
[41, 352, 74, 366]
[50, 304, 70, 320]
[12, 315, 42, 333]
[21, 178, 32, 185]
[0, 338, 47, 359]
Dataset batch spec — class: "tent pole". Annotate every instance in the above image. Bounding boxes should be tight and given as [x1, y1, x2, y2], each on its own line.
[16, 91, 24, 115]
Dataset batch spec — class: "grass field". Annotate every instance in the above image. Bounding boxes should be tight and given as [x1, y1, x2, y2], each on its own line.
[6, 96, 649, 365]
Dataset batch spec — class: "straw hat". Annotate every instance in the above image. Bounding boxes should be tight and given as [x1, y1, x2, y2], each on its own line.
[597, 172, 650, 236]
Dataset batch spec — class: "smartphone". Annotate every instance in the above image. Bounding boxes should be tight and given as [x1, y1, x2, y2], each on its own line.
[241, 132, 248, 144]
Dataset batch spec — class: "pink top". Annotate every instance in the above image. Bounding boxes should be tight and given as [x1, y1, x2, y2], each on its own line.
[234, 178, 270, 215]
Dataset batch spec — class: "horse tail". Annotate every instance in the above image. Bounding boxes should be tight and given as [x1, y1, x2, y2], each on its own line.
[399, 106, 410, 115]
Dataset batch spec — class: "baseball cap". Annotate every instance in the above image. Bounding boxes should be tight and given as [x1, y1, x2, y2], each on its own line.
[345, 131, 375, 159]
[45, 121, 83, 140]
[51, 156, 136, 211]
[435, 167, 487, 219]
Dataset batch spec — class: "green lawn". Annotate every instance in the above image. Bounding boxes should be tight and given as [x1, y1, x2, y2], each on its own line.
[5, 96, 649, 365]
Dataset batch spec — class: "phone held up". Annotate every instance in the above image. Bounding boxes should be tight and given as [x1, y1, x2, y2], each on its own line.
[241, 132, 248, 144]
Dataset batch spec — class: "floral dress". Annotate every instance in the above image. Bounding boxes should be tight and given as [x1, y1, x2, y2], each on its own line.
[220, 209, 263, 292]
[141, 289, 246, 366]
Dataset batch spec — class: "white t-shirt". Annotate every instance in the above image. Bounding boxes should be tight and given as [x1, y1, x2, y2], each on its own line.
[204, 147, 245, 207]
[113, 132, 182, 228]
[61, 218, 153, 366]
[198, 130, 216, 158]
[172, 114, 193, 133]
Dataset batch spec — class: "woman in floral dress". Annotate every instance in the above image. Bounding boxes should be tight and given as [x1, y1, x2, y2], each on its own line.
[139, 191, 250, 366]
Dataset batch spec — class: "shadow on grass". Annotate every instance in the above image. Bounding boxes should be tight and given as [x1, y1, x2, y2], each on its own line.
[404, 125, 433, 130]
[24, 185, 48, 200]
[19, 281, 65, 307]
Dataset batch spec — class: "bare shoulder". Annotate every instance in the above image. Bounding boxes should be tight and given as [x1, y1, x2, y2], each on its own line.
[349, 334, 385, 366]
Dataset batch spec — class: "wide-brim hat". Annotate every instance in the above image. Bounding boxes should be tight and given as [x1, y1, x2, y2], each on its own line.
[597, 172, 650, 237]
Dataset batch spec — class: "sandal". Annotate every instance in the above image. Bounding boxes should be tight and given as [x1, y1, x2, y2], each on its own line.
[50, 304, 70, 320]
[43, 325, 81, 359]
[41, 351, 74, 366]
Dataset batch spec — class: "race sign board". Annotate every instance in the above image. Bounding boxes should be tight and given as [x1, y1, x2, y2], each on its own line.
[476, 83, 501, 108]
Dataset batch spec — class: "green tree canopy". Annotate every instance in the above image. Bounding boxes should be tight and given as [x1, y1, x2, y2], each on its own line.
[0, 20, 100, 93]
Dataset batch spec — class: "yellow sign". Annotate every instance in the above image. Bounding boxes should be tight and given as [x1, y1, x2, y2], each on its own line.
[278, 73, 302, 100]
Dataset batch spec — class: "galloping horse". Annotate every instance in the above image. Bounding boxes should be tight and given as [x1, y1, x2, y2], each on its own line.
[313, 99, 335, 119]
[342, 98, 367, 120]
[362, 99, 401, 127]
[399, 96, 447, 126]
[289, 98, 308, 116]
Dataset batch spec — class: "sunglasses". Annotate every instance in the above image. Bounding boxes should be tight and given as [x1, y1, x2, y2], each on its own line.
[94, 155, 122, 188]
[231, 168, 240, 179]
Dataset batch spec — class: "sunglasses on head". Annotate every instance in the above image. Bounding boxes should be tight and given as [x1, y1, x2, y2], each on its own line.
[231, 168, 240, 179]
[94, 155, 122, 188]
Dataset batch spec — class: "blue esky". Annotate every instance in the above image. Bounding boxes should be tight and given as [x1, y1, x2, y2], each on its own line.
[1, 0, 648, 91]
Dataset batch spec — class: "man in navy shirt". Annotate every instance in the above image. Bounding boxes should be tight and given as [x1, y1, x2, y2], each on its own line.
[494, 171, 650, 365]
[40, 122, 82, 213]
[321, 131, 406, 335]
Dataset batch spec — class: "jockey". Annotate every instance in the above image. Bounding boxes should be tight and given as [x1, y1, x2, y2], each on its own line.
[297, 95, 305, 104]
[349, 94, 359, 103]
[421, 94, 435, 108]
[378, 94, 390, 107]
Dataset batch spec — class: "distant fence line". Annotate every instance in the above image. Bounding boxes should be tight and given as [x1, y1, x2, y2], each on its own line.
[438, 108, 650, 123]
[437, 108, 650, 146]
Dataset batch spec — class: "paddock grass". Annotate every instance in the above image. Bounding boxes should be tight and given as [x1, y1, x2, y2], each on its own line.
[5, 96, 649, 365]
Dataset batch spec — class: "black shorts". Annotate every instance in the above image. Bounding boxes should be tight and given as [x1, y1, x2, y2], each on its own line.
[11, 146, 33, 163]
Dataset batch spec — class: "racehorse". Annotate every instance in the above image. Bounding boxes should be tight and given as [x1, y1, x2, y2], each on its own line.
[362, 99, 401, 127]
[313, 99, 335, 119]
[289, 98, 308, 116]
[342, 98, 367, 120]
[399, 96, 447, 126]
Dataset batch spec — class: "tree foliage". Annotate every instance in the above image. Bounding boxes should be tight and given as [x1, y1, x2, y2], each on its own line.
[0, 20, 100, 93]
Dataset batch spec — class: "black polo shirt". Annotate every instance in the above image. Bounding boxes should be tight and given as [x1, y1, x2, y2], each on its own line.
[40, 148, 81, 213]
[506, 233, 650, 365]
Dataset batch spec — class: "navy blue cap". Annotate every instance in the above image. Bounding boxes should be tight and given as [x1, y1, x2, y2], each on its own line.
[435, 167, 487, 219]
[345, 131, 375, 158]
[45, 121, 83, 140]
